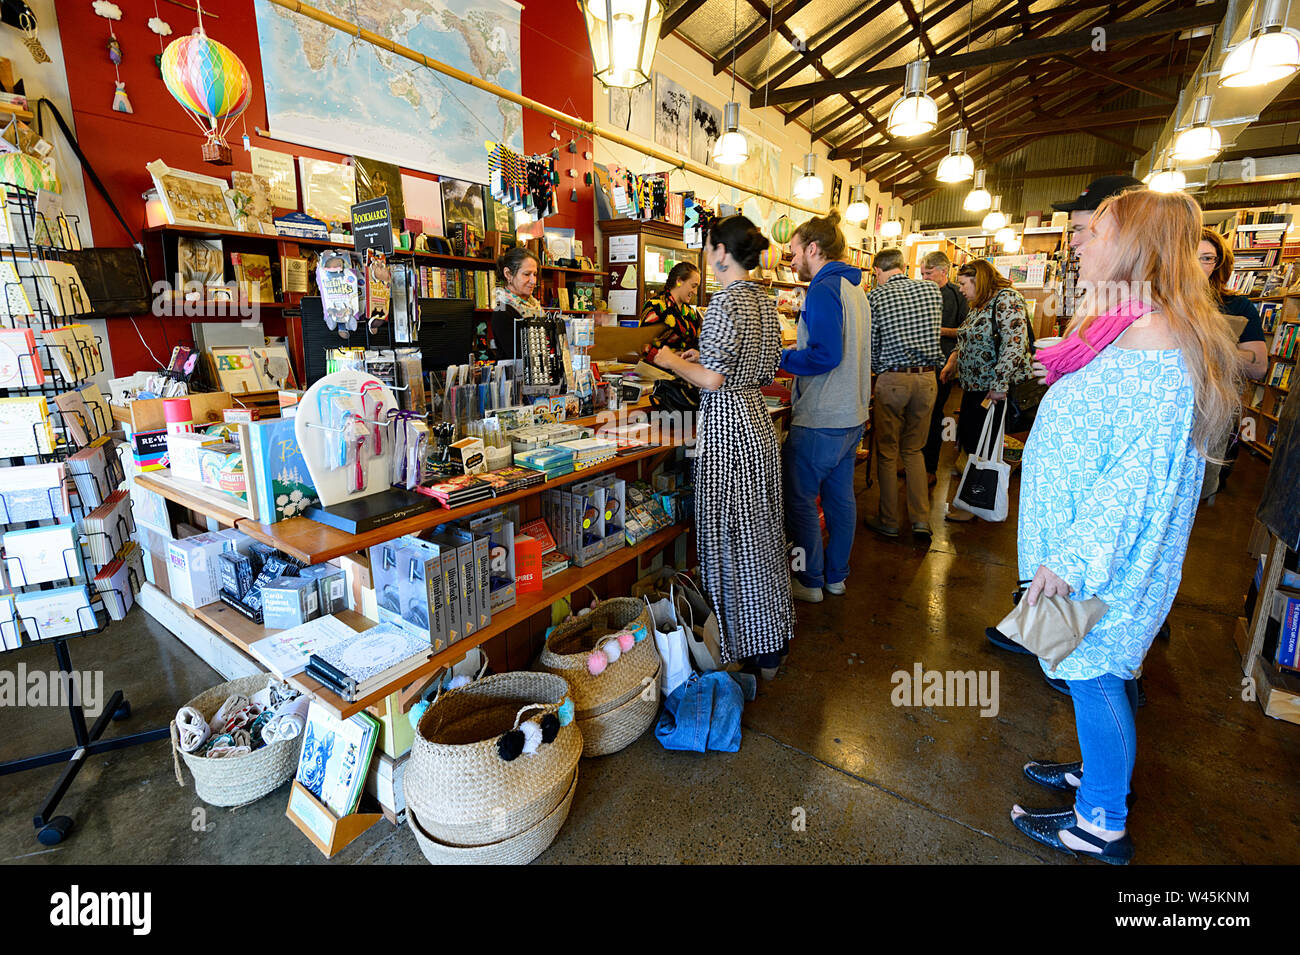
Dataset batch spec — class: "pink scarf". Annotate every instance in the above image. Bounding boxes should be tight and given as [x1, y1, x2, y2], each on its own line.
[1037, 300, 1152, 385]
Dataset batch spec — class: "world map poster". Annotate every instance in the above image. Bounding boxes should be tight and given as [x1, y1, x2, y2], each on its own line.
[253, 0, 524, 185]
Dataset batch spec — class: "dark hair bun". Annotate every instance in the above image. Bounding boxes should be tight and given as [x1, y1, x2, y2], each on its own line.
[708, 214, 770, 270]
[824, 209, 841, 225]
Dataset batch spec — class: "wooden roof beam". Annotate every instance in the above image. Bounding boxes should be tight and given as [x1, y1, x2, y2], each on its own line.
[660, 0, 707, 38]
[712, 0, 801, 74]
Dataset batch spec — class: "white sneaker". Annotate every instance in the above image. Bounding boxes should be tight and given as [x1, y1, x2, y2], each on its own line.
[790, 577, 824, 603]
[825, 581, 846, 596]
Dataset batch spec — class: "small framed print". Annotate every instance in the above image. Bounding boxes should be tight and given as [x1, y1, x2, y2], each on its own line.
[145, 160, 237, 230]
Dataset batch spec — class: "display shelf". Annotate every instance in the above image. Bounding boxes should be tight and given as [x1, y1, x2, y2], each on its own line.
[278, 522, 687, 720]
[543, 265, 607, 275]
[133, 470, 251, 527]
[192, 602, 373, 658]
[233, 440, 682, 564]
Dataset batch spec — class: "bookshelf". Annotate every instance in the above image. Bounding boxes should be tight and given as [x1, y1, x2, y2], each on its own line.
[1244, 294, 1299, 459]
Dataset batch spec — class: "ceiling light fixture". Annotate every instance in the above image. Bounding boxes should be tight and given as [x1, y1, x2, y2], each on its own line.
[584, 0, 662, 90]
[1220, 0, 1300, 88]
[981, 194, 1006, 231]
[881, 203, 903, 238]
[1172, 95, 1223, 161]
[1002, 233, 1022, 253]
[713, 0, 749, 166]
[994, 225, 1015, 245]
[936, 128, 975, 182]
[887, 58, 939, 137]
[1148, 167, 1187, 192]
[964, 168, 991, 211]
[793, 152, 824, 200]
[845, 184, 871, 223]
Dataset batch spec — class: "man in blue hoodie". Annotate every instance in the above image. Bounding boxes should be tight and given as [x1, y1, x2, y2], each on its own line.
[781, 211, 871, 603]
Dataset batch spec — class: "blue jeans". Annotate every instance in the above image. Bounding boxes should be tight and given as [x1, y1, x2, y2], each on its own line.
[1069, 673, 1139, 831]
[785, 424, 864, 589]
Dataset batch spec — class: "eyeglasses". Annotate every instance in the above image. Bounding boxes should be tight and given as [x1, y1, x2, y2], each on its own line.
[1197, 255, 1219, 263]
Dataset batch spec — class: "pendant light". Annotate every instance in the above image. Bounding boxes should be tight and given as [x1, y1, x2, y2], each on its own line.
[845, 185, 871, 223]
[793, 152, 824, 200]
[1220, 0, 1300, 88]
[936, 128, 975, 182]
[712, 0, 749, 166]
[881, 203, 903, 238]
[981, 195, 1007, 231]
[964, 168, 991, 212]
[792, 97, 823, 200]
[1172, 95, 1222, 161]
[583, 0, 663, 89]
[1148, 167, 1187, 193]
[994, 225, 1014, 245]
[1002, 232, 1022, 253]
[887, 58, 939, 137]
[905, 220, 923, 245]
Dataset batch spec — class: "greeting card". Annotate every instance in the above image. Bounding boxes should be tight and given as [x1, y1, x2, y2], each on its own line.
[14, 585, 95, 640]
[4, 521, 81, 585]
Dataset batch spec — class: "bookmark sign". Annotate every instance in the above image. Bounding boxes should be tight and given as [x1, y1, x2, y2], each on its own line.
[351, 197, 393, 255]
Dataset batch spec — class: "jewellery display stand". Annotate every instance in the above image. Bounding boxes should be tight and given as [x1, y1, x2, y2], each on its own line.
[0, 187, 168, 845]
[294, 370, 434, 533]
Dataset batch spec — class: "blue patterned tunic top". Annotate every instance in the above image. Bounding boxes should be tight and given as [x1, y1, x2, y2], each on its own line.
[1018, 338, 1206, 681]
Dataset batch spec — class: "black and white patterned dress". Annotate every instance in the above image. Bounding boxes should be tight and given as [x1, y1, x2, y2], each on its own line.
[694, 280, 795, 663]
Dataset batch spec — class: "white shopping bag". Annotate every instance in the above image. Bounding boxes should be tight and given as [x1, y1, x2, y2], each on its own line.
[645, 586, 692, 697]
[952, 404, 1010, 522]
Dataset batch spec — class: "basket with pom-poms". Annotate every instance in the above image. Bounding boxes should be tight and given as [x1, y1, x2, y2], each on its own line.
[536, 596, 660, 756]
[404, 670, 581, 862]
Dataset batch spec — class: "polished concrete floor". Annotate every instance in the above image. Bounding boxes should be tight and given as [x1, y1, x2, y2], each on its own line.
[2, 445, 1297, 865]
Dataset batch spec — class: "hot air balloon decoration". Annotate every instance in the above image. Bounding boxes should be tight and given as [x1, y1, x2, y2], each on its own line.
[771, 215, 794, 245]
[161, 28, 252, 166]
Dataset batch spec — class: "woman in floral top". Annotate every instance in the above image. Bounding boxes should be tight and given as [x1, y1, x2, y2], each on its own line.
[941, 259, 1034, 521]
[640, 262, 703, 353]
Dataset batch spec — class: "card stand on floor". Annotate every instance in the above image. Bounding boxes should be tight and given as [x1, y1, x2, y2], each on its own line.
[286, 780, 384, 858]
[91, 568, 142, 624]
[82, 511, 137, 570]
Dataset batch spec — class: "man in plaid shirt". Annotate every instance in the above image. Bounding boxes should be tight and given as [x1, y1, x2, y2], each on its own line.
[866, 247, 942, 542]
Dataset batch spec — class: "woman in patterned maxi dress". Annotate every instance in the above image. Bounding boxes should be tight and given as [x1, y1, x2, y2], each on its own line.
[1010, 189, 1241, 864]
[651, 216, 795, 675]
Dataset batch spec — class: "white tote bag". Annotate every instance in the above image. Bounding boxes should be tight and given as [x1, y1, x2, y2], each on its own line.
[645, 586, 693, 696]
[952, 403, 1010, 522]
[672, 573, 723, 673]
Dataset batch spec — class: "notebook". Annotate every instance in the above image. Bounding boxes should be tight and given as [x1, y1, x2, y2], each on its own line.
[3, 521, 81, 585]
[247, 613, 356, 678]
[309, 621, 431, 694]
[295, 701, 380, 819]
[14, 585, 96, 640]
[0, 260, 33, 323]
[0, 462, 68, 523]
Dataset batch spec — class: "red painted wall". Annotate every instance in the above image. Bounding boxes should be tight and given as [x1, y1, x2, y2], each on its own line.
[53, 0, 593, 375]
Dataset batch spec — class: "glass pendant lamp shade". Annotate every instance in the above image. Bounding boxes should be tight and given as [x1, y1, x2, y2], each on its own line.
[1220, 0, 1300, 88]
[880, 204, 902, 238]
[981, 195, 1006, 231]
[1002, 233, 1022, 253]
[792, 152, 824, 200]
[584, 0, 662, 89]
[964, 168, 991, 212]
[1148, 167, 1186, 193]
[887, 59, 939, 137]
[845, 185, 871, 223]
[936, 128, 975, 182]
[994, 225, 1014, 245]
[1172, 95, 1223, 161]
[712, 101, 749, 165]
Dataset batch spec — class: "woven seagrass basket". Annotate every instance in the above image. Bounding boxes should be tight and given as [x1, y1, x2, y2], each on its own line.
[169, 674, 301, 808]
[404, 671, 581, 847]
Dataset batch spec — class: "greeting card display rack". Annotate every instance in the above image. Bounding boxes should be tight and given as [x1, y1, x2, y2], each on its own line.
[0, 187, 168, 846]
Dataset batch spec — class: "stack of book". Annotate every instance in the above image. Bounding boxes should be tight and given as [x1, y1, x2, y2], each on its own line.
[515, 446, 574, 479]
[556, 438, 619, 471]
[481, 464, 545, 496]
[1269, 362, 1293, 390]
[520, 517, 570, 578]
[417, 473, 494, 508]
[305, 622, 432, 702]
[1271, 323, 1298, 360]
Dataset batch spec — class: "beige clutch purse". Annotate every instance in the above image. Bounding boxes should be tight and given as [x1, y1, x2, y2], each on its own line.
[996, 594, 1110, 671]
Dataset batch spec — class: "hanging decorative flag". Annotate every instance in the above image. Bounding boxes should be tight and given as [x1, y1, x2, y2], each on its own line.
[161, 18, 252, 166]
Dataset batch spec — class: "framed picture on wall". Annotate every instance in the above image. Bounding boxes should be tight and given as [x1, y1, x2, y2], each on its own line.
[441, 178, 486, 240]
[145, 161, 237, 230]
[830, 174, 843, 210]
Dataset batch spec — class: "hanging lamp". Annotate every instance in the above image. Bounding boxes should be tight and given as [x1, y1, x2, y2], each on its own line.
[583, 0, 663, 89]
[1148, 167, 1187, 192]
[994, 225, 1014, 245]
[1172, 94, 1223, 161]
[936, 128, 975, 182]
[881, 203, 903, 238]
[1220, 0, 1300, 88]
[887, 58, 938, 137]
[1002, 232, 1022, 253]
[845, 185, 871, 222]
[713, 0, 749, 166]
[964, 168, 991, 211]
[981, 195, 1007, 231]
[793, 152, 824, 200]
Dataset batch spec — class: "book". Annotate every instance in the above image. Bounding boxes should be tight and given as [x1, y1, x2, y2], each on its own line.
[309, 621, 431, 696]
[520, 517, 558, 554]
[248, 613, 358, 679]
[295, 701, 381, 819]
[14, 584, 95, 639]
[231, 252, 276, 303]
[480, 464, 545, 496]
[416, 473, 494, 508]
[1276, 597, 1300, 671]
[541, 550, 570, 578]
[244, 416, 320, 523]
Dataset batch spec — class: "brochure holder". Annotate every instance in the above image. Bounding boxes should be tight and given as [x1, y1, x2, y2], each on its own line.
[286, 780, 384, 858]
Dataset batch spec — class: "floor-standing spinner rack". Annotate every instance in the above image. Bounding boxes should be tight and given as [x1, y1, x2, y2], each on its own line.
[0, 186, 168, 846]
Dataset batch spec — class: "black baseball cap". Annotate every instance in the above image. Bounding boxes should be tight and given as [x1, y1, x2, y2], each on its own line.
[1052, 174, 1144, 213]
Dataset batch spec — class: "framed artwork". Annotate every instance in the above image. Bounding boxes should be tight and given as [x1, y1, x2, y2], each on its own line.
[830, 174, 843, 210]
[609, 83, 652, 140]
[353, 156, 406, 224]
[690, 96, 722, 168]
[298, 157, 356, 225]
[654, 72, 691, 154]
[440, 178, 486, 240]
[145, 160, 237, 230]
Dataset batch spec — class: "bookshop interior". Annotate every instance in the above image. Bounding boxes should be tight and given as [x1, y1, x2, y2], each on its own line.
[2, 0, 1300, 871]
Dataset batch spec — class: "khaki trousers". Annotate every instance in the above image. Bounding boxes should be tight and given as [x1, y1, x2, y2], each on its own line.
[873, 371, 938, 529]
